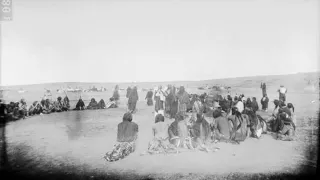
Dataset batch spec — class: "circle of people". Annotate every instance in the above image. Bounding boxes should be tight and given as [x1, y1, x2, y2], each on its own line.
[103, 84, 296, 162]
[0, 84, 296, 162]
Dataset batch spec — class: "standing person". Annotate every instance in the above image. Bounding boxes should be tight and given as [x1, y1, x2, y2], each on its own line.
[145, 89, 154, 106]
[278, 85, 287, 103]
[104, 112, 138, 162]
[128, 86, 139, 113]
[165, 85, 172, 117]
[261, 94, 269, 112]
[126, 86, 132, 99]
[154, 86, 166, 114]
[192, 95, 203, 121]
[113, 85, 120, 107]
[176, 86, 190, 117]
[251, 97, 259, 113]
[169, 86, 178, 119]
[260, 82, 267, 97]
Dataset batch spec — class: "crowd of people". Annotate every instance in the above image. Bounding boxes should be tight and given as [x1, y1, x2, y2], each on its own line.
[0, 83, 297, 164]
[0, 85, 122, 123]
[104, 83, 297, 162]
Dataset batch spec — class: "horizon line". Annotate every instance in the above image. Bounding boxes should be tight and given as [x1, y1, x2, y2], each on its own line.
[1, 70, 319, 87]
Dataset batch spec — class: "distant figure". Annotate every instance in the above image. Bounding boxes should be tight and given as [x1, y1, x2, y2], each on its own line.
[169, 86, 178, 119]
[154, 86, 166, 113]
[251, 97, 259, 113]
[145, 89, 154, 106]
[260, 94, 269, 112]
[104, 112, 138, 162]
[74, 98, 85, 110]
[126, 86, 132, 99]
[87, 98, 99, 110]
[112, 85, 120, 106]
[128, 86, 139, 113]
[63, 96, 70, 110]
[176, 86, 190, 117]
[278, 85, 287, 102]
[260, 82, 267, 97]
[98, 99, 106, 109]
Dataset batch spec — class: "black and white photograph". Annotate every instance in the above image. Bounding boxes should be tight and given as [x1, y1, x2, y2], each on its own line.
[0, 0, 319, 179]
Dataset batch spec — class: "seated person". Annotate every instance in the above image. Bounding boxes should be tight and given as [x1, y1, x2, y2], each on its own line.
[212, 109, 231, 142]
[52, 97, 63, 112]
[18, 99, 28, 118]
[168, 113, 193, 149]
[45, 99, 55, 113]
[98, 99, 106, 109]
[73, 98, 85, 110]
[106, 97, 117, 109]
[87, 98, 99, 110]
[40, 100, 51, 114]
[28, 101, 41, 116]
[227, 107, 249, 143]
[104, 112, 138, 162]
[190, 113, 212, 152]
[277, 112, 295, 141]
[146, 114, 178, 155]
[63, 96, 70, 110]
[287, 103, 296, 125]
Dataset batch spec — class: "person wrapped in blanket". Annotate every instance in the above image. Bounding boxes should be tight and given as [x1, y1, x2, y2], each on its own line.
[87, 98, 99, 110]
[168, 113, 194, 150]
[97, 99, 106, 109]
[104, 112, 138, 162]
[145, 114, 178, 155]
[52, 97, 63, 112]
[145, 89, 154, 106]
[73, 98, 85, 110]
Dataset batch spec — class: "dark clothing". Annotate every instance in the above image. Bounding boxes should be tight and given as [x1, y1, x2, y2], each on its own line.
[87, 101, 99, 109]
[128, 89, 139, 112]
[251, 100, 259, 112]
[261, 97, 269, 110]
[281, 107, 291, 117]
[74, 100, 85, 110]
[117, 121, 139, 142]
[145, 91, 153, 106]
[261, 83, 267, 97]
[98, 99, 106, 109]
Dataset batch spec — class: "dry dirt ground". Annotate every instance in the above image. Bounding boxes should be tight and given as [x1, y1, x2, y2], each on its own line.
[0, 74, 319, 179]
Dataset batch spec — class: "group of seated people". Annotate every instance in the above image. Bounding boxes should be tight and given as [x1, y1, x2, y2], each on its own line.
[104, 92, 297, 162]
[2, 95, 119, 122]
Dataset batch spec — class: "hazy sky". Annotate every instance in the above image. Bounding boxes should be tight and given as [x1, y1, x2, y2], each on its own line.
[1, 0, 319, 86]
